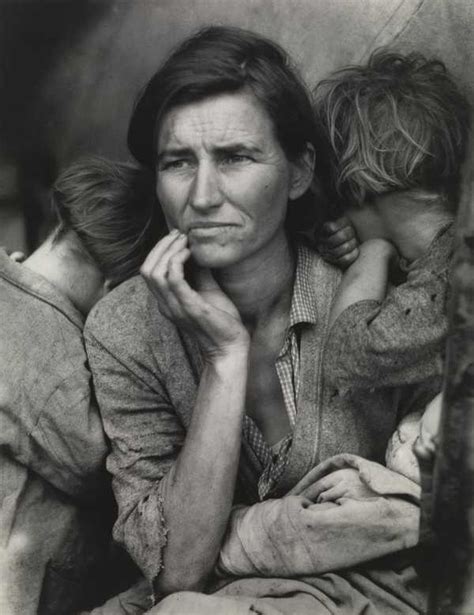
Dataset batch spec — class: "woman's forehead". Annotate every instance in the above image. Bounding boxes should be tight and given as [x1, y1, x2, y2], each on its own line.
[157, 90, 277, 152]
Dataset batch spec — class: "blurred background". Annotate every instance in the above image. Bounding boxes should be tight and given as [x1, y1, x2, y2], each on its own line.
[0, 0, 472, 254]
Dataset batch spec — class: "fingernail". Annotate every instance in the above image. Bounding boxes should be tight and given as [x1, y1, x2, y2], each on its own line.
[170, 229, 180, 236]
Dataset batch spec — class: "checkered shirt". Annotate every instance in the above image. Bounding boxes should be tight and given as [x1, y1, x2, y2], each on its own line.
[242, 245, 318, 500]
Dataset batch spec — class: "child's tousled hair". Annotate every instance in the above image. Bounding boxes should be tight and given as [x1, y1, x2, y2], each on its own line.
[314, 49, 471, 210]
[52, 156, 164, 288]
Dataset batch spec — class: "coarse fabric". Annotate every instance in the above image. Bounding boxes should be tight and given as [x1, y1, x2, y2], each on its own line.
[217, 453, 420, 579]
[85, 244, 438, 614]
[0, 250, 148, 615]
[148, 454, 423, 615]
[324, 226, 453, 391]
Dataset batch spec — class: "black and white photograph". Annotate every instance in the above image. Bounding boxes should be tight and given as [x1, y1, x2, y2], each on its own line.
[0, 1, 473, 613]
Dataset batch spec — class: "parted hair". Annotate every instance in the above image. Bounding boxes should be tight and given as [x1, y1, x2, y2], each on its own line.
[127, 26, 324, 232]
[52, 157, 163, 287]
[314, 49, 471, 210]
[128, 25, 319, 166]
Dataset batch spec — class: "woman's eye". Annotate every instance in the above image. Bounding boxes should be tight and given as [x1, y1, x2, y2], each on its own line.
[161, 159, 190, 171]
[222, 154, 251, 165]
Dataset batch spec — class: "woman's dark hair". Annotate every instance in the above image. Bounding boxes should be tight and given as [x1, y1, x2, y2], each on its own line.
[52, 156, 163, 288]
[314, 49, 471, 210]
[128, 26, 324, 232]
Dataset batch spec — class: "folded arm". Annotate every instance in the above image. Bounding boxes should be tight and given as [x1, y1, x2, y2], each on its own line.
[217, 454, 421, 578]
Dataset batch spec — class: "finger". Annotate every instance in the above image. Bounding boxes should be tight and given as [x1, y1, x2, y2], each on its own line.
[142, 237, 189, 318]
[142, 235, 188, 292]
[334, 247, 359, 268]
[302, 476, 336, 501]
[321, 216, 353, 236]
[325, 238, 358, 259]
[317, 485, 344, 503]
[167, 248, 192, 289]
[150, 244, 191, 314]
[140, 229, 181, 277]
[320, 225, 356, 248]
[167, 250, 215, 325]
[9, 251, 26, 263]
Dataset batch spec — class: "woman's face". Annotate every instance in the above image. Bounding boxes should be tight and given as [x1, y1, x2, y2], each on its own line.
[155, 90, 307, 269]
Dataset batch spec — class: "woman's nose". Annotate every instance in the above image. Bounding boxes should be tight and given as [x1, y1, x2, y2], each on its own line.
[189, 162, 223, 211]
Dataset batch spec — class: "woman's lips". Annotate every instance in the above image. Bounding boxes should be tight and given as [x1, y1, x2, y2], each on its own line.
[188, 223, 236, 237]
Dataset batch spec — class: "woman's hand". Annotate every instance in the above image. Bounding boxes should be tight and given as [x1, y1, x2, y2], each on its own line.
[141, 230, 249, 359]
[303, 468, 375, 503]
[316, 216, 359, 269]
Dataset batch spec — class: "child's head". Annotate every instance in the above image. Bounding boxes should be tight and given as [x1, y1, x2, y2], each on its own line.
[52, 156, 162, 289]
[315, 49, 471, 212]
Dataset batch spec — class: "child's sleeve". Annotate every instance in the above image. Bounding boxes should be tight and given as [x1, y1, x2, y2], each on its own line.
[324, 235, 452, 389]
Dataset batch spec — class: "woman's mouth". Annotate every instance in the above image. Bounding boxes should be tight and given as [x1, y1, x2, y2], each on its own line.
[188, 223, 237, 238]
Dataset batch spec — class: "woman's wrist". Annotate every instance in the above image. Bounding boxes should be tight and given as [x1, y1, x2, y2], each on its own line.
[202, 336, 250, 367]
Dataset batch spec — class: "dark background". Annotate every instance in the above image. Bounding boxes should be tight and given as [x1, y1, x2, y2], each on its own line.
[0, 0, 472, 253]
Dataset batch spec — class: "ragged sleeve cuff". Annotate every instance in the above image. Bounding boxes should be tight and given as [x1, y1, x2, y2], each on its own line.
[115, 479, 169, 586]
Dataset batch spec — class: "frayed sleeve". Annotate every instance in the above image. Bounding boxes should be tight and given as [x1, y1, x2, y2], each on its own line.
[84, 326, 185, 584]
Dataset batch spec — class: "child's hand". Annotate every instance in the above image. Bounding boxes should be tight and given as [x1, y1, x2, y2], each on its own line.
[415, 393, 443, 461]
[316, 216, 359, 269]
[304, 468, 375, 503]
[1, 246, 26, 262]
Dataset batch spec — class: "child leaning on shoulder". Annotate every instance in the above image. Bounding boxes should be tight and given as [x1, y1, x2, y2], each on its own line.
[314, 49, 470, 483]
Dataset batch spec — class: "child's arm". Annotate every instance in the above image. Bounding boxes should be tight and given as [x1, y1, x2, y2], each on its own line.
[323, 227, 452, 390]
[328, 238, 397, 328]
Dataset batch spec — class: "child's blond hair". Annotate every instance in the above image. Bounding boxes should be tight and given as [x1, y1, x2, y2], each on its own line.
[314, 49, 470, 212]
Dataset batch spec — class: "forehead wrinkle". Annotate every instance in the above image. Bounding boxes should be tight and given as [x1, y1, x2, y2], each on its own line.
[159, 94, 274, 153]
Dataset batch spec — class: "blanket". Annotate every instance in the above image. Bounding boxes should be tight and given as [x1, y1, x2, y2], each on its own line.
[150, 455, 425, 614]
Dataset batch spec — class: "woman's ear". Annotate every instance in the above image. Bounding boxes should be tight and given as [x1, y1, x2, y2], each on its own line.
[289, 143, 315, 200]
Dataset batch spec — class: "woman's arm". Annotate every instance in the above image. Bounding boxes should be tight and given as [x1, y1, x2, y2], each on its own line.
[86, 287, 249, 597]
[85, 231, 251, 598]
[156, 349, 248, 595]
[139, 232, 250, 596]
[217, 454, 421, 578]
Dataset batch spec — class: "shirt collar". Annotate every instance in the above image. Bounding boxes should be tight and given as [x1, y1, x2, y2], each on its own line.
[288, 243, 319, 327]
[0, 249, 85, 330]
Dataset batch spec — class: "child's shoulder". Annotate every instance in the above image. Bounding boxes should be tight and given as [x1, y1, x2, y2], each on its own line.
[402, 223, 454, 276]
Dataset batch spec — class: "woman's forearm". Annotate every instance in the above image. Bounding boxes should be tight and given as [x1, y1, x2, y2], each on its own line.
[155, 346, 249, 595]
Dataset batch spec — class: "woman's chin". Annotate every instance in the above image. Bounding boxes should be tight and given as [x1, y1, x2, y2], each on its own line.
[190, 244, 238, 269]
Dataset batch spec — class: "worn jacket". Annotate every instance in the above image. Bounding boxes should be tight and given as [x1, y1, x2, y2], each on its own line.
[84, 246, 438, 595]
[0, 251, 134, 614]
[324, 226, 453, 390]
